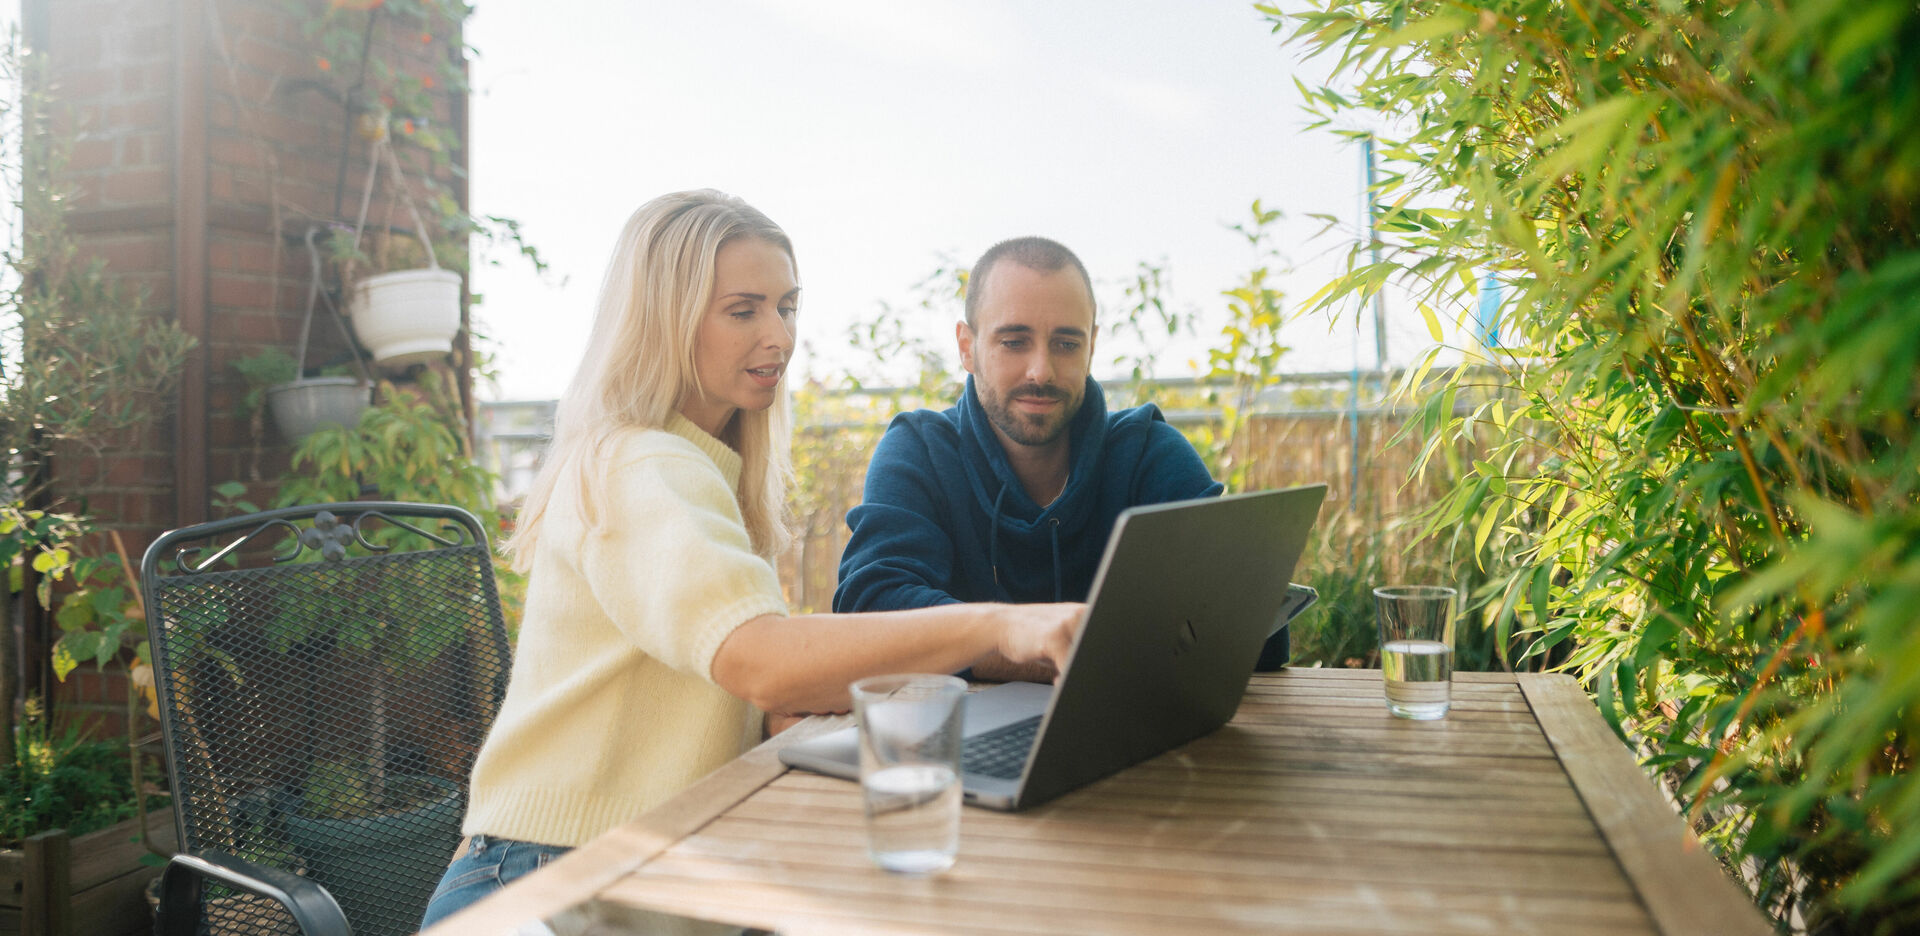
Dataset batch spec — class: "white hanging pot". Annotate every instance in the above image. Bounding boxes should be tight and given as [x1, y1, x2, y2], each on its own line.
[266, 377, 371, 442]
[348, 268, 462, 370]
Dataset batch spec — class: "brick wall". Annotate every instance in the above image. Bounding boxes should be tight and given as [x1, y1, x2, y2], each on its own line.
[31, 0, 470, 737]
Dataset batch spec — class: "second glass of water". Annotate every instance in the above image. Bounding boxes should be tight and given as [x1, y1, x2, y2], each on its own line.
[1374, 585, 1457, 720]
[850, 673, 967, 874]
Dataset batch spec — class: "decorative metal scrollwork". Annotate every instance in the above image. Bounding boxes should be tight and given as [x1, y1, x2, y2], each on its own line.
[169, 508, 474, 575]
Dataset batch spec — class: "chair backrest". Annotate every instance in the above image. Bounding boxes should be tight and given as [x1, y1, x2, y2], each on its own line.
[141, 503, 513, 936]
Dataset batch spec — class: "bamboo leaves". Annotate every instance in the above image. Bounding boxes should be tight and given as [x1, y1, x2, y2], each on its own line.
[1273, 0, 1920, 925]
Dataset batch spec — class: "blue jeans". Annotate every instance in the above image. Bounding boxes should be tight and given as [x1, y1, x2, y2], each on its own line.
[418, 833, 572, 929]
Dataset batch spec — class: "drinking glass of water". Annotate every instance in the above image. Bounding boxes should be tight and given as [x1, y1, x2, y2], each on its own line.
[1374, 586, 1457, 720]
[850, 673, 967, 874]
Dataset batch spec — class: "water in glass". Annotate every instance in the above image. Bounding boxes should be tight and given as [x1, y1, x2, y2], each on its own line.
[862, 763, 960, 874]
[1381, 638, 1453, 719]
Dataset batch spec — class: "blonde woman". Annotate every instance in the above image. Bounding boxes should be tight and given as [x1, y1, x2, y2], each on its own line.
[420, 190, 1084, 926]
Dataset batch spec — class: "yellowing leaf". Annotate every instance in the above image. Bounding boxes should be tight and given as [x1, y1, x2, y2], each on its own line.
[1419, 303, 1444, 342]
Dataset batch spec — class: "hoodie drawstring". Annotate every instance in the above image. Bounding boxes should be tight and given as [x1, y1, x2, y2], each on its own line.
[989, 483, 1008, 592]
[1049, 517, 1062, 602]
[991, 482, 1066, 603]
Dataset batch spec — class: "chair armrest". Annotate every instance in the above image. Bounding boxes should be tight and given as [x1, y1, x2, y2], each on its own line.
[155, 851, 353, 936]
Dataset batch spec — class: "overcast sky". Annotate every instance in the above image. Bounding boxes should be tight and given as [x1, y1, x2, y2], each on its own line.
[462, 1, 1444, 401]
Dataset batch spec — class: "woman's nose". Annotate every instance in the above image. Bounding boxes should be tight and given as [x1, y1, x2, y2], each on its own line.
[765, 314, 795, 352]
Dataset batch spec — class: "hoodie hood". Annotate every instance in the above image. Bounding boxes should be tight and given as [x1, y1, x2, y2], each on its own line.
[956, 375, 1108, 545]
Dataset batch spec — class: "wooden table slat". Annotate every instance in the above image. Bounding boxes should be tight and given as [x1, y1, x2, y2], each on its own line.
[607, 860, 1661, 936]
[691, 813, 1644, 896]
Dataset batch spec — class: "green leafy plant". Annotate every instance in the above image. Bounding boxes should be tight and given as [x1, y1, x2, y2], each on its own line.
[277, 371, 493, 517]
[1190, 202, 1294, 491]
[0, 38, 194, 765]
[1273, 0, 1920, 929]
[270, 370, 509, 810]
[231, 348, 302, 421]
[0, 698, 168, 846]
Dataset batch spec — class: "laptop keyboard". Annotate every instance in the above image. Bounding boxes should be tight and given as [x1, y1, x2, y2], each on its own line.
[962, 715, 1042, 780]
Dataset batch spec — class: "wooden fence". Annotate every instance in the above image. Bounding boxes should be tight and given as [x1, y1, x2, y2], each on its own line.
[477, 370, 1500, 616]
[775, 405, 1457, 614]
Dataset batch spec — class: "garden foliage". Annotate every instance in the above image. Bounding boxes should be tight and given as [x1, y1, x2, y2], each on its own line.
[0, 698, 164, 846]
[1270, 0, 1920, 928]
[0, 37, 193, 768]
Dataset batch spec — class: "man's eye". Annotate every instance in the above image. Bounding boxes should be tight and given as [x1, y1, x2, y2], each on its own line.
[1002, 339, 1028, 350]
[1055, 341, 1081, 352]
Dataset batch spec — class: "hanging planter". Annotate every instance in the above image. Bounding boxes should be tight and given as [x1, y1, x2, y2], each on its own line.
[343, 136, 463, 372]
[267, 376, 371, 441]
[253, 227, 375, 444]
[348, 267, 461, 369]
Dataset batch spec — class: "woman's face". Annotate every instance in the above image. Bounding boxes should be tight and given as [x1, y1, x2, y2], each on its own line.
[681, 236, 799, 438]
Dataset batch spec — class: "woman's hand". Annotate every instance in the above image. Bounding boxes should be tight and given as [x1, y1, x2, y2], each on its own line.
[993, 602, 1086, 676]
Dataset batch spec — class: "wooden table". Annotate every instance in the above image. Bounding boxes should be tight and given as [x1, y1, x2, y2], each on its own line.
[426, 669, 1769, 935]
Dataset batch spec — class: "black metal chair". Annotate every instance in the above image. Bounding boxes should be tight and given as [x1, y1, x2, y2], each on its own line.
[141, 503, 513, 936]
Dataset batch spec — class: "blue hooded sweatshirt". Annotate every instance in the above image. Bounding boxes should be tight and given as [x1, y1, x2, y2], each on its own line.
[834, 376, 1223, 612]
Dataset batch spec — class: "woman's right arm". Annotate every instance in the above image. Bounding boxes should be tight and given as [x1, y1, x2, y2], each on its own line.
[709, 602, 1084, 716]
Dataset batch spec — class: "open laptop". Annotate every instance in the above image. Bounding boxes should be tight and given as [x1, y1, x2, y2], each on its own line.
[780, 483, 1328, 811]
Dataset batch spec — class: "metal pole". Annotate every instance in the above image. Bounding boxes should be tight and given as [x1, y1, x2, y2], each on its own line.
[1363, 134, 1388, 371]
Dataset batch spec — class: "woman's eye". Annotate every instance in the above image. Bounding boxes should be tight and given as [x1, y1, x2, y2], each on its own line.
[779, 306, 797, 319]
[731, 307, 755, 319]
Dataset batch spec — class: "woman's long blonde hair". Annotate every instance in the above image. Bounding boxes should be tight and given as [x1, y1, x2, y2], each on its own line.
[505, 190, 794, 570]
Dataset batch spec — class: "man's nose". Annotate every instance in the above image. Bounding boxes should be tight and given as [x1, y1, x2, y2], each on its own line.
[1024, 349, 1054, 384]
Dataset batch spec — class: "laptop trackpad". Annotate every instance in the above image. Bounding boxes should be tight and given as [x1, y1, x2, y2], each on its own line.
[962, 680, 1054, 732]
[776, 681, 1053, 780]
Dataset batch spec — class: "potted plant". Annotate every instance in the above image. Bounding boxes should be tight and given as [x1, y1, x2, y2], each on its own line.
[267, 0, 549, 379]
[302, 0, 472, 372]
[272, 226, 376, 434]
[337, 138, 463, 370]
[234, 346, 371, 447]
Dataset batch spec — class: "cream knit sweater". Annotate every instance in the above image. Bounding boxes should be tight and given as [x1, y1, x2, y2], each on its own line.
[462, 414, 789, 847]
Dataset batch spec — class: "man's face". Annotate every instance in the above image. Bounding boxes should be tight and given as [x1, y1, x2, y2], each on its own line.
[958, 263, 1097, 450]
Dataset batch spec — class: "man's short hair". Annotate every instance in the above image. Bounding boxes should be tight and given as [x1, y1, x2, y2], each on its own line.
[964, 236, 1095, 327]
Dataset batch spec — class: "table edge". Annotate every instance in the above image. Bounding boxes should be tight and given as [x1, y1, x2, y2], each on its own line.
[419, 714, 845, 935]
[1518, 673, 1771, 936]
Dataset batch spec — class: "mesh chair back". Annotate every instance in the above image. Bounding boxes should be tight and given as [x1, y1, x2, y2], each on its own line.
[142, 503, 513, 936]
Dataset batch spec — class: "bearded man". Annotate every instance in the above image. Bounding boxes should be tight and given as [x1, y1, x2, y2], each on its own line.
[833, 237, 1224, 682]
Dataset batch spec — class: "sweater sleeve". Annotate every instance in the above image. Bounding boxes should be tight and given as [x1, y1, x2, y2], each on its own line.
[833, 420, 965, 613]
[578, 449, 789, 683]
[1136, 419, 1226, 503]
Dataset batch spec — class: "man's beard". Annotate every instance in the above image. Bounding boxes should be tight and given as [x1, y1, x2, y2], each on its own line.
[979, 380, 1081, 447]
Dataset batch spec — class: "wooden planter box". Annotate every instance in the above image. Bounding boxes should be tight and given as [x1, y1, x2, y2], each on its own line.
[0, 808, 176, 936]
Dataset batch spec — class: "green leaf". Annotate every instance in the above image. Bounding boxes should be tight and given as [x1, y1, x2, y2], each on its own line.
[1367, 12, 1471, 49]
